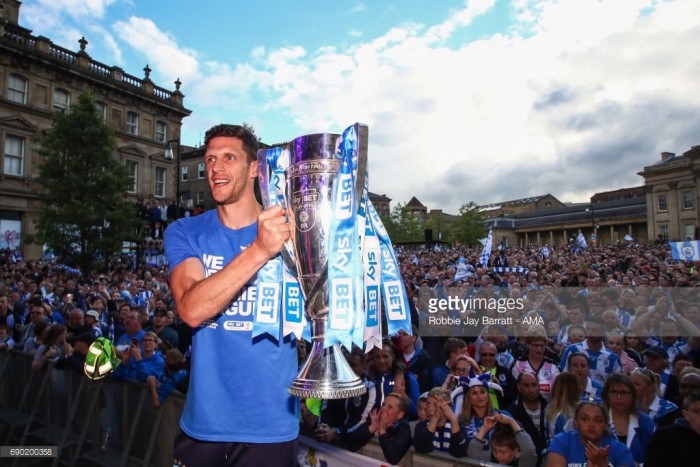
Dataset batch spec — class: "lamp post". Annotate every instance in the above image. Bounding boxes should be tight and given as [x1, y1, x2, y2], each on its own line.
[164, 138, 181, 218]
[586, 204, 598, 245]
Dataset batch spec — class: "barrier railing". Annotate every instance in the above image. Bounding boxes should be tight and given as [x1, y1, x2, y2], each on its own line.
[0, 351, 506, 466]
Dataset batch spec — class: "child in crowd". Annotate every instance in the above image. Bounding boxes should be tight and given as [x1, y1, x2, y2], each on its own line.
[467, 413, 537, 467]
[367, 392, 413, 465]
[146, 348, 187, 408]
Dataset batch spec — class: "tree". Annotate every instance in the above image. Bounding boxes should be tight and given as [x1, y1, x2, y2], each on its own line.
[32, 91, 140, 274]
[447, 201, 487, 247]
[380, 202, 424, 243]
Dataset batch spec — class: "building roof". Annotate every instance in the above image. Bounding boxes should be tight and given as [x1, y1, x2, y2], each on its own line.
[511, 197, 646, 229]
[479, 194, 555, 211]
[405, 196, 426, 208]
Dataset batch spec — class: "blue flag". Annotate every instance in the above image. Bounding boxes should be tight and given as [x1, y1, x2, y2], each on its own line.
[670, 240, 700, 261]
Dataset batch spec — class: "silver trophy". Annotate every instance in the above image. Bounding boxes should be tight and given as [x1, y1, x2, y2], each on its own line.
[257, 124, 368, 399]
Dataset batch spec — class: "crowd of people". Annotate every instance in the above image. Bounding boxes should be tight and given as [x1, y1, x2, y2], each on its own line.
[3, 235, 700, 465]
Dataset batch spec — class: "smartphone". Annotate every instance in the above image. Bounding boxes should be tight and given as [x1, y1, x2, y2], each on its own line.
[131, 338, 139, 346]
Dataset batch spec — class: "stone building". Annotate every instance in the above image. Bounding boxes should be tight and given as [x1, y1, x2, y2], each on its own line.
[638, 148, 700, 242]
[0, 0, 191, 258]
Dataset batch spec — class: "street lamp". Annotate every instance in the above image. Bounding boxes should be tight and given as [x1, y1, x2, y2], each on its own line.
[164, 138, 181, 218]
[586, 204, 598, 245]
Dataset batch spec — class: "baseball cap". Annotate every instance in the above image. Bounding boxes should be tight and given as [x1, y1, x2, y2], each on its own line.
[86, 310, 100, 320]
[643, 347, 669, 360]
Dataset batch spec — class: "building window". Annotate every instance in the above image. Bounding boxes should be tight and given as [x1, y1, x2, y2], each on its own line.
[657, 194, 667, 212]
[126, 161, 137, 193]
[155, 121, 166, 143]
[154, 167, 166, 198]
[53, 88, 70, 111]
[198, 162, 205, 179]
[95, 101, 107, 121]
[659, 225, 669, 240]
[3, 135, 25, 176]
[126, 112, 139, 135]
[683, 190, 694, 209]
[196, 191, 205, 206]
[8, 74, 28, 104]
[181, 165, 188, 182]
[684, 224, 695, 240]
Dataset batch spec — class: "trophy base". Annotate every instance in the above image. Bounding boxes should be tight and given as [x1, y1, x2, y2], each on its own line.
[289, 343, 367, 399]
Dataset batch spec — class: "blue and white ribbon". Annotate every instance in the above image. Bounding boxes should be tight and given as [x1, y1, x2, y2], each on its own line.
[326, 133, 360, 349]
[362, 193, 382, 351]
[367, 200, 411, 337]
[253, 257, 282, 339]
[282, 261, 306, 339]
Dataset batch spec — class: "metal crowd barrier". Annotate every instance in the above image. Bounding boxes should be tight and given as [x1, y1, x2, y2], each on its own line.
[0, 351, 506, 467]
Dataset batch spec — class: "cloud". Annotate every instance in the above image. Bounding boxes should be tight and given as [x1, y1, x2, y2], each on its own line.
[347, 2, 367, 14]
[233, 0, 700, 214]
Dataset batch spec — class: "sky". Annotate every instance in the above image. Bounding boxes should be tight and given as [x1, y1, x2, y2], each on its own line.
[19, 0, 700, 214]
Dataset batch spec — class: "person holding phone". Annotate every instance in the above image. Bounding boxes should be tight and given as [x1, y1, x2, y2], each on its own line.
[112, 331, 164, 383]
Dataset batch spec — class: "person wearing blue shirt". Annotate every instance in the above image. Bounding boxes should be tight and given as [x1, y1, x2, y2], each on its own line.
[601, 373, 655, 466]
[546, 400, 635, 467]
[112, 331, 164, 383]
[165, 124, 298, 466]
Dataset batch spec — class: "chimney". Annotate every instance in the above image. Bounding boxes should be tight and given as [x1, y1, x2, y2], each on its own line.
[661, 152, 675, 161]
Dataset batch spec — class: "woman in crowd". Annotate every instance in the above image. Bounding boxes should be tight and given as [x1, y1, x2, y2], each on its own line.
[622, 330, 645, 367]
[456, 371, 507, 450]
[601, 373, 655, 466]
[629, 367, 680, 427]
[32, 323, 67, 371]
[546, 399, 635, 467]
[22, 320, 50, 355]
[544, 372, 580, 437]
[605, 330, 637, 374]
[511, 334, 560, 399]
[567, 351, 603, 399]
[413, 387, 466, 457]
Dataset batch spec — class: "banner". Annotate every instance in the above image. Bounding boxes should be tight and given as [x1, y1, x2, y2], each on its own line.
[670, 240, 700, 261]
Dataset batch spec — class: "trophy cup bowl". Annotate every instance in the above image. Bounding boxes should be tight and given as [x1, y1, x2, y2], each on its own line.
[258, 129, 367, 399]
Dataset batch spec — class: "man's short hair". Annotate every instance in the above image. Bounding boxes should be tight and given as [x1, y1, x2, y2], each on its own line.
[684, 390, 700, 410]
[386, 392, 409, 416]
[203, 124, 259, 163]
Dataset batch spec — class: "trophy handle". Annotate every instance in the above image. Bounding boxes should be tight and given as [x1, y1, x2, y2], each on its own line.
[256, 148, 299, 277]
[303, 123, 369, 310]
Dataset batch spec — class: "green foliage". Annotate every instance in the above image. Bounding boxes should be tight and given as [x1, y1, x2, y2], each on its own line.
[381, 202, 424, 243]
[447, 201, 487, 246]
[32, 91, 140, 274]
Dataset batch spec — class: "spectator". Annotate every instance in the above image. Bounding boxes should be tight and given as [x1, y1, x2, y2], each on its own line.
[32, 323, 67, 371]
[545, 400, 635, 467]
[604, 330, 637, 374]
[114, 310, 146, 356]
[0, 324, 15, 352]
[65, 308, 91, 337]
[601, 373, 655, 466]
[456, 371, 507, 450]
[644, 391, 700, 467]
[441, 355, 478, 392]
[397, 326, 433, 394]
[147, 348, 188, 408]
[366, 392, 412, 465]
[478, 340, 517, 409]
[561, 316, 621, 386]
[544, 372, 580, 438]
[145, 307, 179, 350]
[23, 320, 50, 355]
[367, 343, 420, 420]
[413, 387, 466, 457]
[467, 413, 537, 467]
[17, 300, 50, 348]
[511, 334, 560, 399]
[630, 367, 680, 427]
[432, 337, 468, 387]
[506, 372, 549, 467]
[55, 331, 95, 373]
[567, 351, 603, 399]
[85, 309, 102, 338]
[113, 331, 164, 383]
[641, 346, 675, 398]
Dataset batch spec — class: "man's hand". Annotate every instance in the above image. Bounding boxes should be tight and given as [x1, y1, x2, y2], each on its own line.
[314, 423, 337, 443]
[253, 206, 291, 259]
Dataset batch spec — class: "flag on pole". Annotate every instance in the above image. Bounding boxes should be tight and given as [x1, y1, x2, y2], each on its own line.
[670, 240, 700, 261]
[542, 246, 551, 258]
[576, 233, 587, 249]
[624, 234, 633, 241]
[480, 228, 493, 266]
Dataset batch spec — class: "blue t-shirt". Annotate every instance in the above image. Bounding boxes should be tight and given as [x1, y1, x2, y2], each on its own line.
[165, 210, 299, 443]
[548, 431, 635, 467]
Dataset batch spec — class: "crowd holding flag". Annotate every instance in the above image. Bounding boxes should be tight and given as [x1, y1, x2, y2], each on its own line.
[479, 228, 493, 266]
[576, 232, 587, 249]
[670, 240, 700, 261]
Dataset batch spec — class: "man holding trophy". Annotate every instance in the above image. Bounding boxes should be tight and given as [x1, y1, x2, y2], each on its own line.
[165, 122, 412, 466]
